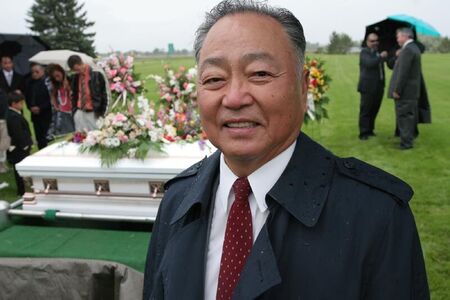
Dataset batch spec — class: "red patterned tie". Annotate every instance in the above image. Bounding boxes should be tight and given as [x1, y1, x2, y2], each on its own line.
[216, 177, 253, 300]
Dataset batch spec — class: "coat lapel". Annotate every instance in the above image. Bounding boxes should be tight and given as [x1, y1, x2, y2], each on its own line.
[162, 152, 220, 299]
[234, 133, 335, 299]
[233, 224, 282, 299]
[268, 133, 335, 227]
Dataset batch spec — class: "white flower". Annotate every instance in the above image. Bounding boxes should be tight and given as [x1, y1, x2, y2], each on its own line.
[164, 124, 177, 137]
[127, 148, 137, 158]
[83, 132, 99, 147]
[149, 130, 159, 142]
[102, 137, 120, 148]
[186, 67, 197, 80]
[136, 117, 146, 127]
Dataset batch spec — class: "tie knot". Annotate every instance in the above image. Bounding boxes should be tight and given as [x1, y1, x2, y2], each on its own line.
[232, 177, 251, 203]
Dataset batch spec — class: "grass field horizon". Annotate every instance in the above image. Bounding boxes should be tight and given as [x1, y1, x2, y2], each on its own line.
[0, 54, 449, 298]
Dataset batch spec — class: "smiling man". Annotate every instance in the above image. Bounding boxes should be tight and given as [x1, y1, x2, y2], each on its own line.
[143, 1, 429, 299]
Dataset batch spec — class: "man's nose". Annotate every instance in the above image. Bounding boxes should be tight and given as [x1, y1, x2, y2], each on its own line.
[222, 77, 253, 109]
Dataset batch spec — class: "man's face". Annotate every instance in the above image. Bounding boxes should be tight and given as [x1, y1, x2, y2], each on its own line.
[12, 99, 24, 111]
[397, 32, 409, 47]
[31, 65, 45, 80]
[366, 34, 379, 50]
[71, 64, 83, 74]
[1, 57, 13, 72]
[197, 13, 308, 176]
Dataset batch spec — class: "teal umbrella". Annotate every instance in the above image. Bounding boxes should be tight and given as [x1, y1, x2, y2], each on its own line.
[388, 14, 441, 37]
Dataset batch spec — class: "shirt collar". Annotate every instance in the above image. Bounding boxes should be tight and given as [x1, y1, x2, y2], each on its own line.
[3, 69, 12, 76]
[403, 39, 414, 49]
[9, 107, 21, 114]
[218, 140, 297, 213]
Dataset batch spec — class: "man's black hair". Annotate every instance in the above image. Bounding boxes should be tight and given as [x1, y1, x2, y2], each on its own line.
[67, 55, 83, 69]
[8, 92, 25, 106]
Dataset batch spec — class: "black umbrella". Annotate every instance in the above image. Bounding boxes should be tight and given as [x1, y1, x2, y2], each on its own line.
[0, 40, 22, 57]
[0, 34, 50, 75]
[364, 18, 417, 52]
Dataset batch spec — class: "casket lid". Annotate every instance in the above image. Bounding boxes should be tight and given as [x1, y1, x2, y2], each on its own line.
[17, 141, 216, 179]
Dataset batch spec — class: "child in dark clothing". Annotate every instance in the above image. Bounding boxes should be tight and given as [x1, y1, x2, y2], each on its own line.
[6, 92, 33, 195]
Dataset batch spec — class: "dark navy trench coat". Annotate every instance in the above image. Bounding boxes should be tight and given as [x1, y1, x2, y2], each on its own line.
[143, 133, 429, 300]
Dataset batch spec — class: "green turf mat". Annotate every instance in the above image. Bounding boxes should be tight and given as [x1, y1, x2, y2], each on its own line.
[0, 224, 151, 272]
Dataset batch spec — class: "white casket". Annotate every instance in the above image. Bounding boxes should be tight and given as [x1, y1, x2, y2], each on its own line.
[16, 141, 215, 222]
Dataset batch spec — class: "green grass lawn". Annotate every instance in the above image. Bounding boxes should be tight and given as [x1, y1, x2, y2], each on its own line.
[0, 54, 448, 298]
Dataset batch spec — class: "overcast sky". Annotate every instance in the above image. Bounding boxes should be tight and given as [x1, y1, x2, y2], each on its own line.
[1, 0, 449, 53]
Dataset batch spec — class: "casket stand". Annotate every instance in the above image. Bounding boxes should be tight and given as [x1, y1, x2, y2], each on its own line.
[13, 141, 215, 223]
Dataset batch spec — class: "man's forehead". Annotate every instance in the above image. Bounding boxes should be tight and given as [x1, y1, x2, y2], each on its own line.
[199, 51, 277, 71]
[198, 13, 293, 67]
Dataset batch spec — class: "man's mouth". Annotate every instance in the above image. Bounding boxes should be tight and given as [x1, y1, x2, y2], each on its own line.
[225, 122, 258, 128]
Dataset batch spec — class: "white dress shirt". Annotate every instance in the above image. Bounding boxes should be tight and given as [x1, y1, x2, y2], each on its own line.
[204, 141, 296, 300]
[3, 70, 13, 86]
[402, 39, 414, 49]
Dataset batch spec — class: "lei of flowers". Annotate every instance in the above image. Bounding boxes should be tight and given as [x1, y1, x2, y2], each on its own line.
[304, 57, 332, 122]
[97, 53, 143, 110]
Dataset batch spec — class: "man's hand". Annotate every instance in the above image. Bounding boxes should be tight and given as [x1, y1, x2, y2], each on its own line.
[30, 106, 40, 114]
[393, 92, 400, 99]
[395, 49, 402, 57]
[380, 51, 388, 58]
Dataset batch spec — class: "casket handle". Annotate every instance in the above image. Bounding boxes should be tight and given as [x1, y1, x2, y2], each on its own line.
[44, 184, 50, 194]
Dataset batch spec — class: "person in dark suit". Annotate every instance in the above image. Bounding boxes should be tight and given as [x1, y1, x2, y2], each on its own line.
[25, 63, 52, 149]
[357, 33, 387, 140]
[0, 55, 25, 95]
[387, 41, 431, 139]
[6, 92, 33, 196]
[388, 28, 422, 150]
[1, 56, 25, 172]
[143, 1, 429, 299]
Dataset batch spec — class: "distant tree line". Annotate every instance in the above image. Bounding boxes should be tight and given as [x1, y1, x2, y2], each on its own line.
[418, 36, 450, 53]
[25, 0, 450, 57]
[313, 32, 450, 54]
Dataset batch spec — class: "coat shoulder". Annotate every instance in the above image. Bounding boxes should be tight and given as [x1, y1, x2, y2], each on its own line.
[335, 157, 413, 205]
[163, 156, 206, 190]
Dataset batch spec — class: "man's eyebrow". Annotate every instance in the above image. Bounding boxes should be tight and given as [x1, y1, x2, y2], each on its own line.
[199, 57, 227, 74]
[241, 52, 277, 65]
[199, 52, 278, 74]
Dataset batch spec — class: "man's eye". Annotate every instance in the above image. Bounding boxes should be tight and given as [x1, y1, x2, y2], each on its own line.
[254, 71, 270, 77]
[201, 77, 226, 89]
[203, 77, 223, 85]
[250, 71, 274, 82]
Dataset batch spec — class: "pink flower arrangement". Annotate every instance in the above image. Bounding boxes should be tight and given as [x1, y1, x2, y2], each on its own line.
[81, 61, 207, 166]
[98, 53, 143, 109]
[149, 65, 203, 142]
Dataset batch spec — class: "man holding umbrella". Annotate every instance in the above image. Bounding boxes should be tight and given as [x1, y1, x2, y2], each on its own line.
[357, 33, 388, 140]
[388, 28, 422, 150]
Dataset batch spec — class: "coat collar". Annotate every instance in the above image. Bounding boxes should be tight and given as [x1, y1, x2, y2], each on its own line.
[170, 151, 220, 225]
[170, 133, 334, 228]
[267, 132, 334, 227]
